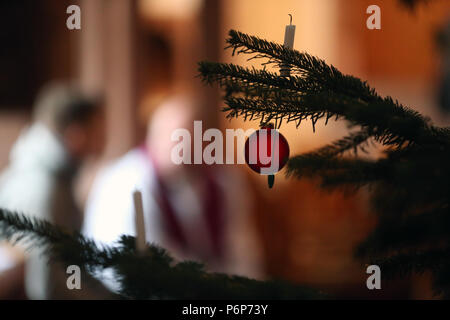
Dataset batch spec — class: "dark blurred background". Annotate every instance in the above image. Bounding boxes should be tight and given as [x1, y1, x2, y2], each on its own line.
[0, 0, 449, 299]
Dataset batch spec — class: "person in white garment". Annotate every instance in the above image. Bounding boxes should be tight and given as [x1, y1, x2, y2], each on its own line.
[83, 96, 263, 292]
[0, 82, 111, 299]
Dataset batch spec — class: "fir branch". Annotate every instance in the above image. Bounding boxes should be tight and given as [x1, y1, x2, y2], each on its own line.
[357, 207, 450, 257]
[370, 248, 450, 297]
[223, 93, 439, 147]
[226, 30, 380, 102]
[199, 30, 450, 148]
[198, 61, 324, 98]
[297, 130, 372, 159]
[0, 207, 119, 271]
[286, 156, 387, 189]
[368, 248, 450, 283]
[0, 208, 325, 300]
[197, 26, 450, 298]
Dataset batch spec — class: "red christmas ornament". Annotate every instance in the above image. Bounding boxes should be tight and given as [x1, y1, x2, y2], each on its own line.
[244, 125, 290, 187]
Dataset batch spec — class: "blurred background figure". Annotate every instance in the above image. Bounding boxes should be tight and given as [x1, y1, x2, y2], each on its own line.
[0, 82, 107, 299]
[83, 95, 263, 292]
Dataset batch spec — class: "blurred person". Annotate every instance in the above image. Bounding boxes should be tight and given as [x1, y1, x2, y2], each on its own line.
[0, 82, 108, 299]
[83, 95, 263, 292]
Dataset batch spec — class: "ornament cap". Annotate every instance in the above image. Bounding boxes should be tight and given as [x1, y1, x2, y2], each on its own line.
[268, 174, 275, 188]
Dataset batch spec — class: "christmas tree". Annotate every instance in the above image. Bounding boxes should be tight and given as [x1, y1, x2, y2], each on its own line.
[0, 1, 448, 297]
[198, 28, 450, 297]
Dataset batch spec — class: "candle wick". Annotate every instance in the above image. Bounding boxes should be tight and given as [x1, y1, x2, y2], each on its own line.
[288, 14, 292, 25]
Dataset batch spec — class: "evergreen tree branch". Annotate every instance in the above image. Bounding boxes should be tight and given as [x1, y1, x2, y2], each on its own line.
[357, 206, 450, 257]
[198, 61, 324, 98]
[0, 208, 325, 300]
[199, 30, 450, 147]
[369, 247, 450, 281]
[369, 247, 450, 297]
[226, 31, 361, 92]
[226, 30, 390, 104]
[286, 156, 387, 189]
[223, 94, 438, 147]
[198, 27, 450, 298]
[298, 130, 372, 159]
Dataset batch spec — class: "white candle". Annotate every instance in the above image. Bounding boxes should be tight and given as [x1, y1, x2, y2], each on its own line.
[281, 15, 296, 77]
[283, 21, 296, 49]
[133, 190, 146, 252]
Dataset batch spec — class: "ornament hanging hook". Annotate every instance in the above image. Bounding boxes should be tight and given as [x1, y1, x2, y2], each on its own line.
[288, 14, 292, 25]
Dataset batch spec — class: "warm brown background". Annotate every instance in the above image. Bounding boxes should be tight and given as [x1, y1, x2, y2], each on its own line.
[1, 0, 449, 299]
